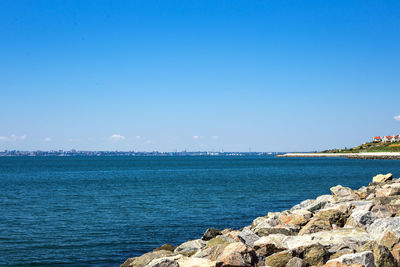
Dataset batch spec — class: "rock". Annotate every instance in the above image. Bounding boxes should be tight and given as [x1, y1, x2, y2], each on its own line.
[368, 217, 400, 249]
[177, 256, 215, 267]
[265, 250, 294, 267]
[215, 242, 256, 267]
[202, 228, 221, 241]
[330, 185, 359, 202]
[284, 228, 370, 251]
[206, 235, 233, 247]
[291, 195, 333, 213]
[253, 234, 287, 249]
[322, 262, 364, 267]
[255, 226, 298, 237]
[192, 244, 226, 260]
[326, 251, 375, 267]
[373, 245, 396, 267]
[299, 217, 332, 235]
[153, 244, 176, 252]
[390, 243, 400, 263]
[279, 209, 312, 227]
[251, 212, 280, 233]
[330, 248, 356, 260]
[238, 227, 259, 246]
[121, 250, 172, 267]
[146, 255, 181, 267]
[373, 173, 393, 183]
[376, 184, 400, 198]
[371, 205, 394, 218]
[286, 257, 309, 267]
[174, 239, 206, 256]
[294, 243, 329, 266]
[345, 210, 379, 229]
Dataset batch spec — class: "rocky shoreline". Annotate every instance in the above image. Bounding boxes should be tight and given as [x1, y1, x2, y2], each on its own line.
[121, 173, 400, 267]
[277, 153, 400, 160]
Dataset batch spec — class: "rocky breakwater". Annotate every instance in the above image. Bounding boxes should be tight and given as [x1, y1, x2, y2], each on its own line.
[121, 173, 400, 267]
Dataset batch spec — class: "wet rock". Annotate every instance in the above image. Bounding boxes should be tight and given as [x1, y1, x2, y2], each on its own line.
[326, 251, 375, 267]
[373, 173, 393, 183]
[121, 250, 172, 267]
[238, 227, 259, 246]
[286, 257, 309, 267]
[265, 250, 294, 267]
[202, 228, 221, 241]
[373, 245, 396, 267]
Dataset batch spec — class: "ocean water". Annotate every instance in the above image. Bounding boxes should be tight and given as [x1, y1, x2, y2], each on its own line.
[1, 156, 400, 266]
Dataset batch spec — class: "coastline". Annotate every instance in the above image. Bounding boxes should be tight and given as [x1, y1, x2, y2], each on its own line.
[277, 152, 400, 160]
[121, 173, 400, 267]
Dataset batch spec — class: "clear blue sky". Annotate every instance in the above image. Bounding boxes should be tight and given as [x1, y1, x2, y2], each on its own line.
[1, 0, 399, 152]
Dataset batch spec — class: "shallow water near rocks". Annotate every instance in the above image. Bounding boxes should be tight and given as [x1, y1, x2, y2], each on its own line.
[1, 156, 400, 266]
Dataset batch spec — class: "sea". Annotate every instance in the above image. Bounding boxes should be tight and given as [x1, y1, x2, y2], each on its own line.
[1, 156, 400, 266]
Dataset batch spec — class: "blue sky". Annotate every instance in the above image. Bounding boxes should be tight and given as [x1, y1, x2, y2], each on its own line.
[0, 0, 399, 152]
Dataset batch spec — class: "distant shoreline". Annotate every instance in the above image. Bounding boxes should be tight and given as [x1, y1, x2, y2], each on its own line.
[277, 152, 400, 160]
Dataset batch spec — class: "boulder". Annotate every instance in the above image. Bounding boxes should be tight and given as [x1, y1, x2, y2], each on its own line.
[153, 244, 176, 252]
[253, 234, 287, 249]
[326, 251, 375, 267]
[206, 235, 233, 248]
[192, 244, 226, 261]
[284, 228, 370, 251]
[368, 217, 400, 249]
[238, 227, 259, 246]
[265, 250, 294, 267]
[376, 184, 400, 198]
[215, 242, 256, 267]
[291, 195, 333, 213]
[286, 257, 309, 267]
[294, 243, 329, 266]
[330, 185, 359, 202]
[146, 255, 181, 267]
[322, 262, 364, 267]
[255, 226, 298, 237]
[279, 209, 312, 227]
[121, 250, 172, 267]
[330, 248, 356, 260]
[298, 217, 332, 235]
[371, 205, 394, 218]
[174, 239, 206, 256]
[177, 256, 215, 267]
[251, 212, 280, 233]
[345, 210, 379, 229]
[202, 228, 221, 241]
[373, 245, 396, 267]
[373, 173, 393, 183]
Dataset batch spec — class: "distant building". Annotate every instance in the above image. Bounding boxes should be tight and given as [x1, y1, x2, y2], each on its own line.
[383, 136, 393, 143]
[373, 136, 382, 142]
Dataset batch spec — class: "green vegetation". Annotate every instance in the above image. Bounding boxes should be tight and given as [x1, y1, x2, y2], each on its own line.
[322, 141, 400, 153]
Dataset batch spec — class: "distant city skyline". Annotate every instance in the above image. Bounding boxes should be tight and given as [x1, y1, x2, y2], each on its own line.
[1, 1, 399, 152]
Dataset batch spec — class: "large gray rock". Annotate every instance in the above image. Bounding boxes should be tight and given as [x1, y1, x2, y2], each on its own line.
[238, 227, 259, 246]
[345, 209, 379, 229]
[291, 195, 333, 213]
[283, 228, 370, 251]
[173, 239, 206, 255]
[326, 251, 375, 267]
[330, 185, 358, 202]
[368, 217, 400, 249]
[146, 255, 181, 267]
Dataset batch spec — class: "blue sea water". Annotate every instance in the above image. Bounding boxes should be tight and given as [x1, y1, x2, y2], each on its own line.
[1, 156, 400, 266]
